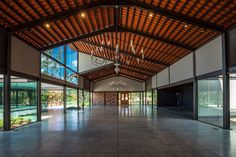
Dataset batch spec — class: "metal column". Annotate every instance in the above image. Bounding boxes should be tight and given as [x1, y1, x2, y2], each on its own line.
[222, 33, 230, 129]
[3, 35, 11, 131]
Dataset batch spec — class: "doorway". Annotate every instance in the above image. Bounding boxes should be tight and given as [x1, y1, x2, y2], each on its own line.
[119, 92, 129, 106]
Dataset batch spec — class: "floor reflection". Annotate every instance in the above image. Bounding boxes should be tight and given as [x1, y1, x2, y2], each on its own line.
[1, 104, 236, 157]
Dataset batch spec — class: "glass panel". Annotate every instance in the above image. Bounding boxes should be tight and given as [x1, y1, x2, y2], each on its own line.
[84, 91, 90, 106]
[66, 88, 77, 109]
[129, 92, 141, 105]
[230, 74, 236, 129]
[10, 77, 37, 129]
[153, 89, 157, 106]
[146, 90, 152, 105]
[41, 54, 65, 80]
[0, 74, 3, 130]
[44, 46, 64, 63]
[66, 68, 78, 85]
[79, 90, 83, 107]
[66, 45, 78, 72]
[41, 83, 64, 112]
[198, 75, 223, 127]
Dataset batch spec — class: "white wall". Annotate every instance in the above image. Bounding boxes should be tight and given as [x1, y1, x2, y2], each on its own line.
[170, 53, 193, 84]
[196, 36, 223, 76]
[152, 74, 157, 88]
[11, 36, 40, 77]
[157, 68, 169, 87]
[79, 53, 112, 73]
[93, 76, 145, 91]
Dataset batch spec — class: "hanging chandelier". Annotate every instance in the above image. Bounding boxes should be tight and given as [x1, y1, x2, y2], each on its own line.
[90, 39, 145, 73]
[90, 40, 108, 66]
[109, 80, 127, 88]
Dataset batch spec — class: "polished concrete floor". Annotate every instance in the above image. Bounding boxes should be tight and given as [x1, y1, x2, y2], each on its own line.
[0, 105, 236, 157]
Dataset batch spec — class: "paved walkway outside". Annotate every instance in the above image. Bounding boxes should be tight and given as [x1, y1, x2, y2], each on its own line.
[0, 105, 236, 157]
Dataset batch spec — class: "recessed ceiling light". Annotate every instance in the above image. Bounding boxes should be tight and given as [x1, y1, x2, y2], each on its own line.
[45, 23, 50, 28]
[149, 13, 153, 17]
[81, 13, 86, 18]
[184, 24, 188, 28]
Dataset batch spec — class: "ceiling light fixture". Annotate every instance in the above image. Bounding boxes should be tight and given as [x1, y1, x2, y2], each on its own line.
[184, 24, 188, 28]
[45, 23, 50, 28]
[81, 13, 86, 18]
[149, 13, 153, 17]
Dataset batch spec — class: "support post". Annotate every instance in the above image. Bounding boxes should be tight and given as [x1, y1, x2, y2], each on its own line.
[37, 81, 41, 121]
[193, 51, 198, 120]
[77, 89, 79, 110]
[222, 33, 230, 129]
[63, 86, 67, 113]
[151, 89, 154, 108]
[3, 35, 11, 131]
[82, 89, 85, 109]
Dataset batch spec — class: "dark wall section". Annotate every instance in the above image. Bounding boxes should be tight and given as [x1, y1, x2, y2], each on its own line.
[158, 83, 193, 111]
[0, 33, 7, 71]
[227, 27, 236, 68]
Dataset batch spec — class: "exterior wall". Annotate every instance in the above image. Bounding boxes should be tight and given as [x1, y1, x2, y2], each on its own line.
[195, 36, 223, 76]
[11, 36, 40, 77]
[92, 76, 144, 91]
[157, 68, 169, 87]
[170, 53, 193, 84]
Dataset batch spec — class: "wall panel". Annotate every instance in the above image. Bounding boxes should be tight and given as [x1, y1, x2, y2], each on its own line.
[11, 37, 40, 77]
[170, 53, 193, 83]
[152, 75, 157, 88]
[93, 76, 144, 91]
[157, 68, 169, 87]
[195, 36, 223, 76]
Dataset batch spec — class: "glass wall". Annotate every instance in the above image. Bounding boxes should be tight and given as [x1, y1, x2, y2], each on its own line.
[10, 76, 37, 129]
[44, 46, 64, 63]
[66, 68, 78, 85]
[41, 83, 64, 113]
[129, 92, 141, 105]
[198, 75, 223, 127]
[66, 45, 78, 72]
[41, 54, 65, 80]
[84, 90, 90, 106]
[153, 89, 157, 106]
[79, 90, 83, 108]
[0, 75, 3, 130]
[230, 74, 236, 129]
[66, 87, 77, 109]
[146, 90, 152, 105]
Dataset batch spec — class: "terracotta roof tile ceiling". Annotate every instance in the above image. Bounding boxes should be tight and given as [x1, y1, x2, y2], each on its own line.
[0, 0, 235, 81]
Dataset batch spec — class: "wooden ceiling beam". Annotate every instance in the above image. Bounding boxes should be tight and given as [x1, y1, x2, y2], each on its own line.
[122, 0, 224, 33]
[91, 74, 117, 83]
[8, 0, 115, 34]
[40, 26, 116, 51]
[118, 26, 194, 51]
[119, 73, 146, 82]
[6, 0, 225, 35]
[80, 39, 169, 66]
[120, 66, 152, 77]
